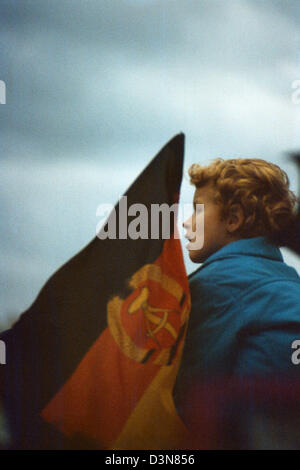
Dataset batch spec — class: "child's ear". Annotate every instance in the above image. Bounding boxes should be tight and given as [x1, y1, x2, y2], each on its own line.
[226, 204, 244, 234]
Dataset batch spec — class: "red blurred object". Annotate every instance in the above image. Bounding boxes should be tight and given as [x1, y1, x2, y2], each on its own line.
[178, 376, 300, 449]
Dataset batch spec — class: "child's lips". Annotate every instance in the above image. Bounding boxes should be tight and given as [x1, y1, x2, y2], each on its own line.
[185, 236, 195, 249]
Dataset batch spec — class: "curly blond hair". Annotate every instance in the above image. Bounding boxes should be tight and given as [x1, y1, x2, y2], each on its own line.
[189, 158, 298, 243]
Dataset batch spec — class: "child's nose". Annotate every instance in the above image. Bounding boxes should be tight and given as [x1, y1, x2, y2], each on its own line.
[182, 217, 191, 229]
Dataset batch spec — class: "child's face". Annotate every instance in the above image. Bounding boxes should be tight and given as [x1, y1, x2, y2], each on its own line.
[183, 185, 233, 263]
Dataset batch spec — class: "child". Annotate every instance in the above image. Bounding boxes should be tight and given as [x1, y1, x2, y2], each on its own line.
[174, 158, 300, 409]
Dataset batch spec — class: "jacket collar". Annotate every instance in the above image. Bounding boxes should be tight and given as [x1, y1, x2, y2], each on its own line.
[194, 237, 283, 274]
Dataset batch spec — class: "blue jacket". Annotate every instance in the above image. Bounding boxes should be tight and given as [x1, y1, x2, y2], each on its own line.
[175, 237, 300, 389]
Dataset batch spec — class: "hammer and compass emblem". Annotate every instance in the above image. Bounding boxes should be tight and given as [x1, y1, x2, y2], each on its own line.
[107, 264, 190, 365]
[128, 286, 179, 347]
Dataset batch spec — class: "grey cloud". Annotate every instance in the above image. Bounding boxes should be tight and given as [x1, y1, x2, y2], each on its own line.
[1, 0, 299, 159]
[0, 0, 300, 326]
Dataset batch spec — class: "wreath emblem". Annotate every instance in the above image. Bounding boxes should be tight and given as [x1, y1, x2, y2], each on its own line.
[107, 264, 190, 365]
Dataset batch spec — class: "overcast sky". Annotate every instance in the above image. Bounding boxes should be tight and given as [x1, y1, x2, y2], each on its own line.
[1, 0, 300, 329]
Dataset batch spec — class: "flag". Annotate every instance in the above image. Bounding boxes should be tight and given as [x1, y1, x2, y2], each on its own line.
[0, 134, 191, 449]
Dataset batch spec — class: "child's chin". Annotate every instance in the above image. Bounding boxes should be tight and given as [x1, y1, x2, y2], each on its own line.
[188, 250, 205, 264]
